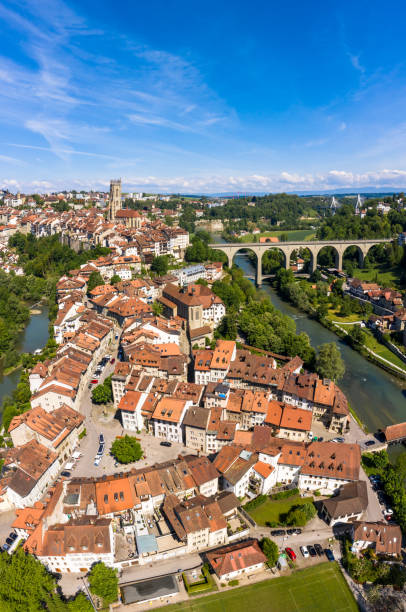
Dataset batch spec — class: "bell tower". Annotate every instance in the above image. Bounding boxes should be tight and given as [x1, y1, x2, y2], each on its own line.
[109, 179, 121, 220]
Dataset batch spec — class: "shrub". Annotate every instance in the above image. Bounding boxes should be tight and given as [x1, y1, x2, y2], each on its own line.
[228, 580, 239, 586]
[270, 488, 299, 500]
[78, 428, 86, 439]
[243, 494, 267, 511]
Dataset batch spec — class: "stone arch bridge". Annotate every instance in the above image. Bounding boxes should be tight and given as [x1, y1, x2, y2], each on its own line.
[209, 238, 391, 285]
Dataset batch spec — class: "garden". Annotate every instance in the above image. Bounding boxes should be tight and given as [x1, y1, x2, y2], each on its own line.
[244, 489, 316, 527]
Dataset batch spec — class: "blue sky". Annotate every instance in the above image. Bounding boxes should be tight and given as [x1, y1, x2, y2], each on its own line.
[1, 0, 406, 193]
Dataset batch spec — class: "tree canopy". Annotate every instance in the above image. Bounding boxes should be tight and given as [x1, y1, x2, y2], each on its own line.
[111, 435, 143, 463]
[88, 562, 118, 606]
[87, 271, 105, 294]
[260, 538, 279, 567]
[151, 255, 169, 276]
[315, 343, 345, 381]
[91, 376, 113, 404]
[0, 548, 92, 611]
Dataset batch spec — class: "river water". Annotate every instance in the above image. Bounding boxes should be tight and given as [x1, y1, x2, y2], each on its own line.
[213, 238, 406, 433]
[0, 305, 50, 414]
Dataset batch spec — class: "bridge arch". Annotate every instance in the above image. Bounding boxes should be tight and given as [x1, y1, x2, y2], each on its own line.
[288, 246, 315, 275]
[342, 244, 366, 271]
[316, 245, 342, 271]
[229, 246, 262, 283]
[262, 246, 288, 275]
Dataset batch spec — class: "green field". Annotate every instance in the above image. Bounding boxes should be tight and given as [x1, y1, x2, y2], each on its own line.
[157, 563, 358, 612]
[238, 229, 316, 243]
[349, 264, 402, 289]
[247, 495, 313, 526]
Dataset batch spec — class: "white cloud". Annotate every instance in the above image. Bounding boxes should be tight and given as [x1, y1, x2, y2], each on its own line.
[4, 168, 406, 194]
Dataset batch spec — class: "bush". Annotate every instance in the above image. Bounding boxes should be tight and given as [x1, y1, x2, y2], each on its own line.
[270, 488, 299, 500]
[243, 495, 267, 511]
[182, 564, 217, 595]
[260, 537, 279, 567]
[78, 428, 86, 439]
[228, 580, 239, 586]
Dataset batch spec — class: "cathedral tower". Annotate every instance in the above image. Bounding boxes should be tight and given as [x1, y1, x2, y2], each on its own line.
[109, 179, 121, 220]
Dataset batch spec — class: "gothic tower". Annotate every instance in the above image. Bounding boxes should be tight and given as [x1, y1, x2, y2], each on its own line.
[109, 179, 121, 220]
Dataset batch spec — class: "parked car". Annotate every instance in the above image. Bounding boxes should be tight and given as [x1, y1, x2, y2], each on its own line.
[99, 433, 105, 444]
[271, 530, 286, 536]
[160, 441, 172, 447]
[332, 437, 345, 443]
[314, 544, 324, 556]
[91, 379, 99, 384]
[325, 549, 335, 562]
[8, 533, 17, 542]
[110, 358, 115, 364]
[308, 546, 317, 557]
[60, 471, 71, 478]
[285, 547, 296, 561]
[365, 440, 376, 447]
[5, 538, 14, 546]
[294, 528, 302, 535]
[300, 546, 309, 558]
[2, 543, 10, 552]
[286, 529, 296, 535]
[94, 456, 101, 466]
[97, 444, 104, 455]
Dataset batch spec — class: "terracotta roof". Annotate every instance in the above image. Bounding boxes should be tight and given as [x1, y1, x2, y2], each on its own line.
[207, 539, 266, 578]
[352, 521, 401, 555]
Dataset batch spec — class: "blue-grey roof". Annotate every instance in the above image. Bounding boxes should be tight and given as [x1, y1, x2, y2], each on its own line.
[136, 534, 158, 554]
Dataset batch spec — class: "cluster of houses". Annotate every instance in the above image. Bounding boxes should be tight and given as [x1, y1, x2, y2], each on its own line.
[0, 184, 402, 582]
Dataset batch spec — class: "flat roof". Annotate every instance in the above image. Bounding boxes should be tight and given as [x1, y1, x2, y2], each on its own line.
[121, 574, 179, 604]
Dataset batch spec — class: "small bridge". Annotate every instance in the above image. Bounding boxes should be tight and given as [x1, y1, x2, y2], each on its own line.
[209, 238, 392, 285]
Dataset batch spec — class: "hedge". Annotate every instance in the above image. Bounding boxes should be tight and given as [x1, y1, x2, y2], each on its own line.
[243, 495, 267, 511]
[270, 488, 299, 500]
[182, 564, 217, 596]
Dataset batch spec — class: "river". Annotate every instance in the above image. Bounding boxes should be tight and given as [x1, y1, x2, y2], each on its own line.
[0, 305, 50, 415]
[213, 237, 406, 433]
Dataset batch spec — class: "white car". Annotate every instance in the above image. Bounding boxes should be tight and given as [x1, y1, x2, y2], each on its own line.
[300, 546, 310, 559]
[94, 456, 102, 466]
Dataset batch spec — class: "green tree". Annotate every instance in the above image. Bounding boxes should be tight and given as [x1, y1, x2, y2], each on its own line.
[87, 271, 105, 295]
[260, 538, 279, 566]
[111, 435, 143, 464]
[315, 343, 345, 381]
[151, 255, 169, 276]
[152, 301, 163, 316]
[88, 562, 118, 606]
[110, 274, 121, 285]
[0, 547, 56, 610]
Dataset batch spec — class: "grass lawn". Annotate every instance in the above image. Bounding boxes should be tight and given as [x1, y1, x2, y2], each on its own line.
[350, 264, 402, 289]
[247, 495, 313, 526]
[238, 229, 316, 243]
[327, 308, 364, 323]
[359, 328, 406, 371]
[157, 563, 358, 612]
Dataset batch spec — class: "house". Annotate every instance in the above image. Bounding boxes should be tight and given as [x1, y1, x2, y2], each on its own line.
[351, 521, 402, 557]
[2, 440, 60, 508]
[8, 404, 84, 463]
[383, 422, 406, 443]
[321, 481, 368, 526]
[31, 517, 115, 573]
[206, 539, 266, 581]
[298, 441, 360, 494]
[119, 390, 148, 432]
[151, 397, 192, 443]
[162, 493, 228, 553]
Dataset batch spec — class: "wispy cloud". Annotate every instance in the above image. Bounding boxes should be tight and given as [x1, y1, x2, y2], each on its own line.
[348, 53, 365, 74]
[0, 0, 232, 163]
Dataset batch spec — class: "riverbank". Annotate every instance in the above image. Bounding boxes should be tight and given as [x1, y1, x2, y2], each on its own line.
[216, 242, 406, 433]
[0, 304, 50, 418]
